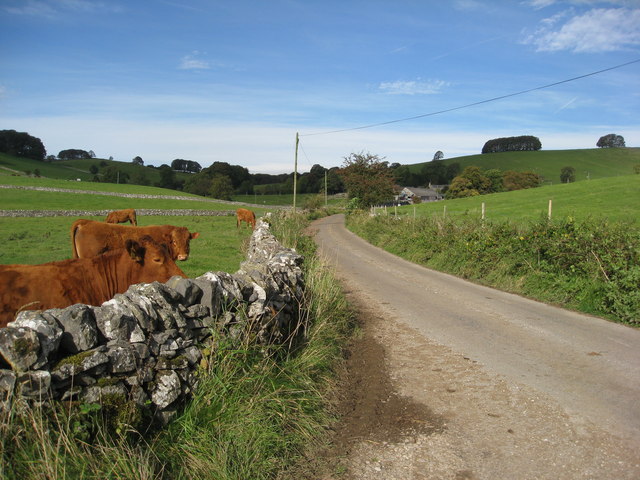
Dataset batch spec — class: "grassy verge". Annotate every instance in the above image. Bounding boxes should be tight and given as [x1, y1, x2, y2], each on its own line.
[1, 212, 354, 479]
[347, 213, 639, 326]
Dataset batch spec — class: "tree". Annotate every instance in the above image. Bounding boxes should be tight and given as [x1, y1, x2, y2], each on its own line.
[482, 135, 541, 154]
[326, 168, 344, 194]
[58, 149, 92, 160]
[596, 133, 625, 148]
[132, 156, 144, 166]
[171, 158, 202, 173]
[102, 166, 129, 184]
[209, 174, 234, 200]
[446, 166, 492, 198]
[560, 166, 575, 183]
[183, 175, 213, 197]
[89, 164, 99, 174]
[0, 130, 46, 161]
[156, 164, 179, 190]
[503, 171, 541, 190]
[485, 168, 504, 193]
[433, 150, 444, 161]
[130, 171, 150, 186]
[338, 151, 395, 207]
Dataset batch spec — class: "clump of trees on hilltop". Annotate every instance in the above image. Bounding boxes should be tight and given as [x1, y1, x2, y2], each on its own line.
[0, 129, 46, 161]
[58, 149, 95, 160]
[482, 135, 542, 154]
[597, 133, 625, 148]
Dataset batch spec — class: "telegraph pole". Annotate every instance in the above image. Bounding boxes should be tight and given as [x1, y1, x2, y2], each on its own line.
[293, 132, 299, 213]
[325, 170, 328, 207]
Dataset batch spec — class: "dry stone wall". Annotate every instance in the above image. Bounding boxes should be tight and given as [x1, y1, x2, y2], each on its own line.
[0, 217, 304, 425]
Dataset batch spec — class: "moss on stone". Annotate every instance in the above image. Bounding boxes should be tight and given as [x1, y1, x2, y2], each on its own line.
[54, 349, 95, 369]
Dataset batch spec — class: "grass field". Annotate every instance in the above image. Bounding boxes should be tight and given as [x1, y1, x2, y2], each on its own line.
[390, 174, 640, 225]
[233, 192, 347, 207]
[406, 147, 640, 184]
[0, 186, 246, 212]
[0, 152, 193, 184]
[0, 214, 253, 278]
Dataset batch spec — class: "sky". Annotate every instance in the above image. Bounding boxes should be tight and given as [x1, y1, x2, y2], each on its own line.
[1, 0, 639, 174]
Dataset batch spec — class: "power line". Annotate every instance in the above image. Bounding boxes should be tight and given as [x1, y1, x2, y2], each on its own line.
[300, 58, 640, 137]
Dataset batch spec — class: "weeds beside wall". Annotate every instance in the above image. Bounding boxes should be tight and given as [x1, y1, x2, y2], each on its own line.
[348, 213, 640, 325]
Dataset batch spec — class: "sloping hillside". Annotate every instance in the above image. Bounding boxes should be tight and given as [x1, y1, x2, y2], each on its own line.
[0, 153, 193, 184]
[405, 148, 640, 184]
[401, 174, 640, 224]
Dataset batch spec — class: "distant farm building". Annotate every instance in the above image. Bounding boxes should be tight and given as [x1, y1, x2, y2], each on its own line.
[396, 186, 443, 204]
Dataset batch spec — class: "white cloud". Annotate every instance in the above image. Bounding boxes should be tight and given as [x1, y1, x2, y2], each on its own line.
[526, 0, 557, 9]
[525, 8, 640, 52]
[179, 51, 211, 70]
[379, 79, 450, 95]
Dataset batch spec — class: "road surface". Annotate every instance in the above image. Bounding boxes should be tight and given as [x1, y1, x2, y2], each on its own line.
[309, 214, 640, 480]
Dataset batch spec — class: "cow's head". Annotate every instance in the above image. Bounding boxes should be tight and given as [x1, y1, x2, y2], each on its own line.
[125, 236, 186, 281]
[168, 228, 200, 261]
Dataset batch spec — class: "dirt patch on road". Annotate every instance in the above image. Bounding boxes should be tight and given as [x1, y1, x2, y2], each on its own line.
[286, 282, 640, 480]
[330, 294, 446, 446]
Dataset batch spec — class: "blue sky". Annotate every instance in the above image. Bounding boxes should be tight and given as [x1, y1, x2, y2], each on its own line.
[1, 0, 639, 174]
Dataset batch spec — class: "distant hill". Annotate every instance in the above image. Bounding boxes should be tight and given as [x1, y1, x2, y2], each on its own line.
[405, 148, 640, 184]
[0, 153, 193, 184]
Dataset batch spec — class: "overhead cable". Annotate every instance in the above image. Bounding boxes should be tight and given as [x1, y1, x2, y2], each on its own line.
[300, 58, 640, 137]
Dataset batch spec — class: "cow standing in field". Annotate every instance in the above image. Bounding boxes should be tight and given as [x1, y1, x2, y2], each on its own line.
[236, 208, 256, 230]
[0, 236, 186, 328]
[71, 219, 200, 261]
[105, 208, 137, 226]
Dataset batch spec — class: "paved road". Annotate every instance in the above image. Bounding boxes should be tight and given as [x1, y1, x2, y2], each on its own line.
[312, 214, 640, 443]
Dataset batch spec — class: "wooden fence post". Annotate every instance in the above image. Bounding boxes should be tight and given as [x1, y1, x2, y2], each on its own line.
[548, 199, 552, 220]
[481, 202, 485, 220]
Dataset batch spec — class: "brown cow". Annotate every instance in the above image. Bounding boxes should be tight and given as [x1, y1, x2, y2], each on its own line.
[71, 219, 200, 261]
[236, 208, 256, 230]
[0, 236, 186, 328]
[105, 208, 137, 226]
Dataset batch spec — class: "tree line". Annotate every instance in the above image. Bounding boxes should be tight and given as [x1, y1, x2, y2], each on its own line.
[1, 129, 629, 202]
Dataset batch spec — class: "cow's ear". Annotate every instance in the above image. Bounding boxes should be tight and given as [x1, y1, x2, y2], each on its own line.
[126, 239, 145, 263]
[191, 232, 200, 239]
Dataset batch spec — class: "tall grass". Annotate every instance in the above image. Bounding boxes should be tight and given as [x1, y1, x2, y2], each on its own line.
[1, 212, 353, 479]
[348, 213, 640, 325]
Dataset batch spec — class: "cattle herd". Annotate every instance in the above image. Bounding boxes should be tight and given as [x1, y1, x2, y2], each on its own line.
[0, 208, 257, 328]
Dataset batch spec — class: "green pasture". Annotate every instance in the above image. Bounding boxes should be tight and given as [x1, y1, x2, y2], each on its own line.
[0, 214, 254, 278]
[0, 172, 204, 197]
[233, 192, 347, 207]
[406, 148, 640, 183]
[0, 187, 243, 211]
[391, 174, 640, 225]
[0, 152, 193, 184]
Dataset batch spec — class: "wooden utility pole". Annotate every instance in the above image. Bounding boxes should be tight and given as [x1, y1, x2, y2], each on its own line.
[325, 171, 328, 208]
[293, 132, 299, 213]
